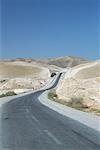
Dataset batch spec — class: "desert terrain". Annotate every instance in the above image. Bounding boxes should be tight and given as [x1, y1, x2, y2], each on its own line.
[0, 56, 87, 96]
[0, 60, 51, 95]
[56, 61, 100, 115]
[0, 57, 100, 115]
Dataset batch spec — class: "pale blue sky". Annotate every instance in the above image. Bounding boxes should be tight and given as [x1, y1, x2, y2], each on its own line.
[1, 0, 100, 60]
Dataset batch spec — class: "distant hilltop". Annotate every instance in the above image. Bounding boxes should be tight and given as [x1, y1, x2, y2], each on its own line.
[37, 56, 89, 68]
[1, 56, 89, 68]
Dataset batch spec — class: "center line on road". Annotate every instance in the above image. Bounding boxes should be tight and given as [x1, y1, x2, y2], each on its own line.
[44, 130, 62, 145]
[31, 115, 38, 122]
[26, 109, 38, 122]
[26, 108, 29, 113]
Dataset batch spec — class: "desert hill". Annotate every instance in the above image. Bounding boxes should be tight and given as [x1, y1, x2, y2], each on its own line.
[0, 60, 50, 95]
[56, 61, 100, 115]
[0, 56, 96, 100]
[39, 56, 89, 68]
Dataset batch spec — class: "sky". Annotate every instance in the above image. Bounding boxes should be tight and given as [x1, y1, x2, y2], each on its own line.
[0, 0, 100, 60]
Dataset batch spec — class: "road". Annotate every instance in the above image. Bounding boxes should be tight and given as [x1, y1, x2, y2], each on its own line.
[0, 73, 100, 150]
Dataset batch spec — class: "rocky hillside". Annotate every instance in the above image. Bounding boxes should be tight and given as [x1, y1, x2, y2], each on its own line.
[41, 56, 89, 68]
[0, 60, 50, 95]
[0, 56, 92, 97]
[9, 56, 88, 68]
[56, 61, 100, 115]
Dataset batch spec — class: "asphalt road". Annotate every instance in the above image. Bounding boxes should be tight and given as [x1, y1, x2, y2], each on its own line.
[0, 74, 100, 150]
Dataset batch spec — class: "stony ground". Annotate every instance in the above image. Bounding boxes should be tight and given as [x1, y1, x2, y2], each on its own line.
[0, 60, 51, 95]
[56, 61, 100, 115]
[0, 58, 100, 115]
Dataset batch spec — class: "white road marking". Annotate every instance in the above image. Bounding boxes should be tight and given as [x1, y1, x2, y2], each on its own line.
[44, 130, 62, 145]
[26, 108, 29, 113]
[31, 115, 38, 122]
[26, 108, 38, 122]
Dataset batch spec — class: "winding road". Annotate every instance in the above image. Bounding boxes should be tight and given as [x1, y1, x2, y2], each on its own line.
[0, 73, 100, 150]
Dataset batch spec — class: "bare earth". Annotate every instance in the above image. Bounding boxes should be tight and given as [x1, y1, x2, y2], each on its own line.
[56, 61, 100, 115]
[0, 60, 51, 95]
[0, 58, 100, 116]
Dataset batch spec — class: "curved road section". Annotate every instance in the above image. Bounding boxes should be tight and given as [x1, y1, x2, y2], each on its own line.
[0, 73, 100, 150]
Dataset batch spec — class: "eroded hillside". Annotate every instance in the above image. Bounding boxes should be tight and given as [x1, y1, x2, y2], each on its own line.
[0, 60, 50, 95]
[56, 61, 100, 115]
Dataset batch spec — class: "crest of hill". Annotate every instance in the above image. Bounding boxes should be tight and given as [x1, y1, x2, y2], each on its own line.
[36, 56, 89, 68]
[3, 56, 89, 69]
[56, 61, 100, 115]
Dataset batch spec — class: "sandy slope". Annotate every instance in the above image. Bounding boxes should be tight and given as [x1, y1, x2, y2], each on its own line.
[0, 60, 50, 95]
[37, 56, 88, 68]
[56, 61, 100, 112]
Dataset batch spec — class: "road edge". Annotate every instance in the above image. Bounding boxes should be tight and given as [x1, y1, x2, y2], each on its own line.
[39, 90, 100, 147]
